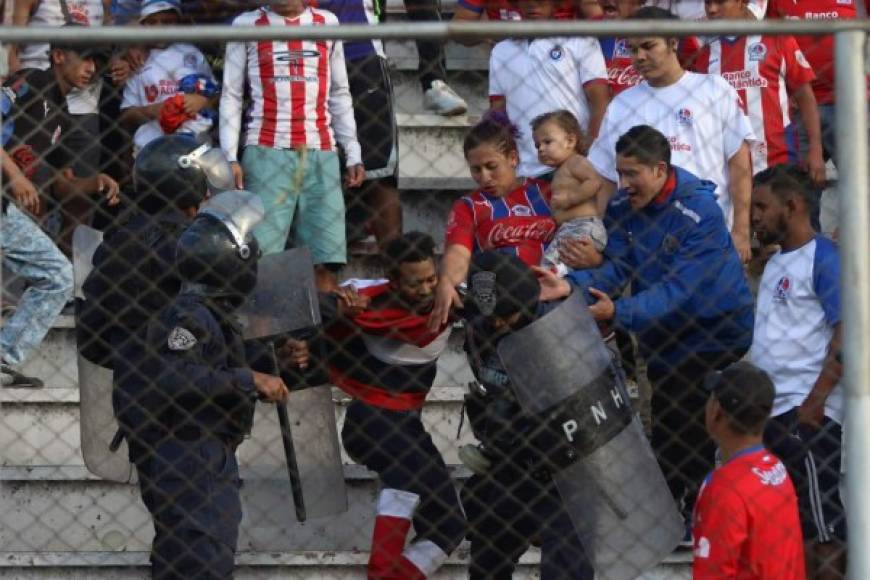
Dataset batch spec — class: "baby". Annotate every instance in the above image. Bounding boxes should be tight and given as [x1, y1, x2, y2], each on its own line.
[532, 110, 606, 276]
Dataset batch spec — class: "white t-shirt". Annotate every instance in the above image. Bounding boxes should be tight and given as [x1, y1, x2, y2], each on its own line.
[749, 236, 843, 424]
[18, 0, 104, 114]
[587, 72, 754, 229]
[121, 43, 216, 153]
[489, 37, 608, 178]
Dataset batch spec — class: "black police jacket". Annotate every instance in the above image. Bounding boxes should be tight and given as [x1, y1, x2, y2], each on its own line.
[118, 292, 257, 445]
[78, 210, 189, 368]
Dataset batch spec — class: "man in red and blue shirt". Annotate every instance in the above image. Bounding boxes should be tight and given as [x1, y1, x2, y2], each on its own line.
[694, 361, 805, 580]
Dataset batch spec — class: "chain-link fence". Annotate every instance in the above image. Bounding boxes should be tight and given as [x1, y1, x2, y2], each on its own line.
[0, 10, 868, 580]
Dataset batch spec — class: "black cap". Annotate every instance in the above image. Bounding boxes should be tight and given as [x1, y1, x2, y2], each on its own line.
[50, 24, 110, 61]
[467, 251, 539, 318]
[704, 362, 775, 429]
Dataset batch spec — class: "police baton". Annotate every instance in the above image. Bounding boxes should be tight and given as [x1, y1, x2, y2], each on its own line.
[262, 342, 307, 522]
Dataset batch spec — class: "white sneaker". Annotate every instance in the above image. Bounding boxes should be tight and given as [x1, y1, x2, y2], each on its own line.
[423, 80, 468, 116]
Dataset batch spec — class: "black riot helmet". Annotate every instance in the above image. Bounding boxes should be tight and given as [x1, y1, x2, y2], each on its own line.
[176, 190, 265, 303]
[133, 135, 235, 212]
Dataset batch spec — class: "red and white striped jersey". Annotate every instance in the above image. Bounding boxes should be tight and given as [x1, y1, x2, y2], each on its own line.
[695, 36, 815, 175]
[219, 7, 361, 165]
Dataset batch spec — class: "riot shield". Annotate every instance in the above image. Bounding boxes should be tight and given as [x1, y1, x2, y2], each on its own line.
[497, 292, 683, 580]
[73, 225, 136, 483]
[237, 248, 322, 340]
[237, 247, 347, 530]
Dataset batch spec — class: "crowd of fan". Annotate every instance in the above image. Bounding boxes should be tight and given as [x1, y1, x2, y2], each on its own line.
[0, 0, 864, 576]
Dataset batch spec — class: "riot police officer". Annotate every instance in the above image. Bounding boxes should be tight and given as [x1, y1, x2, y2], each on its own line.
[459, 251, 594, 580]
[131, 190, 289, 580]
[79, 134, 235, 376]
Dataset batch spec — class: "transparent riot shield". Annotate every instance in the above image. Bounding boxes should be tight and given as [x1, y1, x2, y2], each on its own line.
[237, 247, 322, 340]
[237, 248, 347, 531]
[73, 225, 136, 483]
[497, 292, 683, 580]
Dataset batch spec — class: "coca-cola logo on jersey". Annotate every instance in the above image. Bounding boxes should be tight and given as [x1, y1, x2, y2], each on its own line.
[483, 219, 555, 248]
[608, 66, 641, 87]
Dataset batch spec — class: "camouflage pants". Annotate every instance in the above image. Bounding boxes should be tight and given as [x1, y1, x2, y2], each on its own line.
[1, 204, 73, 366]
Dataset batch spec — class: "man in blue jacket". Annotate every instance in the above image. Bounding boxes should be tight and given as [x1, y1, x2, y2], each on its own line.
[538, 124, 754, 535]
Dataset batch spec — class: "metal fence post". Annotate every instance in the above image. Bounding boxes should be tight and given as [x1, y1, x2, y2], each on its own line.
[836, 29, 870, 580]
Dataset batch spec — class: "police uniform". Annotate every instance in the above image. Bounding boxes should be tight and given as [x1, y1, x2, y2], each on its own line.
[113, 185, 261, 579]
[79, 209, 188, 366]
[77, 135, 236, 451]
[134, 291, 256, 579]
[462, 312, 593, 580]
[459, 251, 594, 580]
[320, 281, 466, 578]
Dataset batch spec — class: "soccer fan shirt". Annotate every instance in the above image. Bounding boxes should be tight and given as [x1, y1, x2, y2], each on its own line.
[121, 43, 217, 152]
[695, 36, 815, 174]
[767, 0, 858, 105]
[599, 37, 703, 96]
[489, 37, 608, 177]
[220, 6, 361, 165]
[693, 446, 805, 580]
[749, 236, 843, 423]
[587, 72, 754, 229]
[445, 178, 556, 266]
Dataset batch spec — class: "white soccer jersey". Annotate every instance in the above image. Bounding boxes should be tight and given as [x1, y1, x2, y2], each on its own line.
[219, 7, 361, 166]
[121, 43, 216, 152]
[587, 72, 754, 229]
[749, 236, 843, 424]
[489, 37, 608, 178]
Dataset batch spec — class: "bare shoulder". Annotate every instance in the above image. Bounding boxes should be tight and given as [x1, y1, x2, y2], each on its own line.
[566, 154, 598, 181]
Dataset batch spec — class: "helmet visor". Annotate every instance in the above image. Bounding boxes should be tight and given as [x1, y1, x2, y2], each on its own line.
[178, 144, 235, 195]
[198, 190, 265, 250]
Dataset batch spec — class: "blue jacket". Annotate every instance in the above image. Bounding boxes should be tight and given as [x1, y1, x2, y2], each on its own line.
[567, 166, 754, 368]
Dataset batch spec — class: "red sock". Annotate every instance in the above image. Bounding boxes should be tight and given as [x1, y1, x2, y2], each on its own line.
[368, 489, 419, 579]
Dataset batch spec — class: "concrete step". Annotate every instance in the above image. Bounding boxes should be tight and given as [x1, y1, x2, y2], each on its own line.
[0, 386, 475, 468]
[385, 39, 491, 72]
[0, 550, 694, 579]
[17, 315, 77, 390]
[0, 464, 473, 553]
[390, 71, 488, 190]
